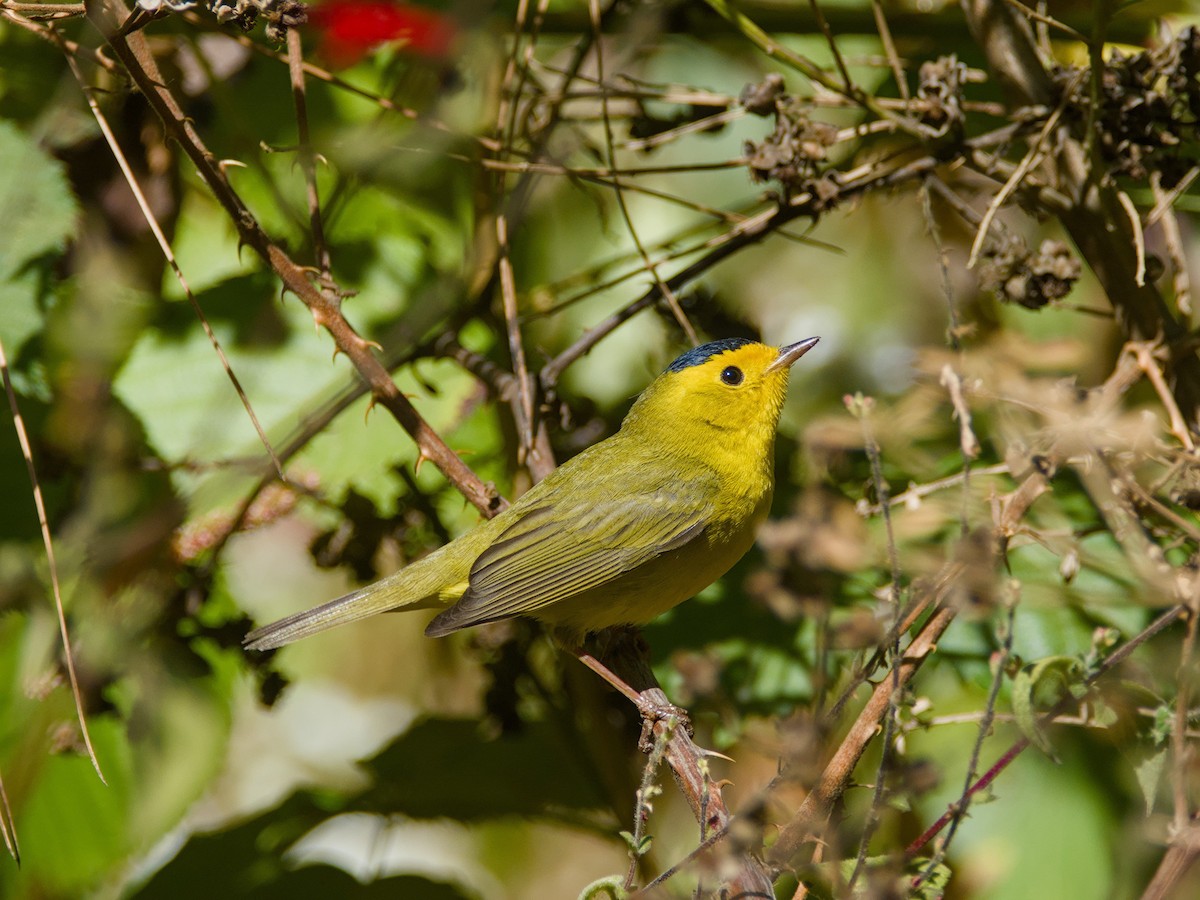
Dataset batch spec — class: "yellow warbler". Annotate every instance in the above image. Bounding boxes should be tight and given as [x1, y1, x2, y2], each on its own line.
[245, 337, 818, 651]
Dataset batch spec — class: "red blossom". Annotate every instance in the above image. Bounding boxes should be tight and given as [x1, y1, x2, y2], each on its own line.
[308, 0, 458, 67]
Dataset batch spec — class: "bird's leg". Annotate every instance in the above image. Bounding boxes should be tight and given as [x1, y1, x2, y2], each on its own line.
[570, 629, 692, 735]
[573, 649, 644, 705]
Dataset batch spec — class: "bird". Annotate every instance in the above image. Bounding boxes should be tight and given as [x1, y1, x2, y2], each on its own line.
[244, 337, 819, 669]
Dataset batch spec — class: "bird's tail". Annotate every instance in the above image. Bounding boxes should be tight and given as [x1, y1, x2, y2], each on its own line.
[243, 549, 456, 650]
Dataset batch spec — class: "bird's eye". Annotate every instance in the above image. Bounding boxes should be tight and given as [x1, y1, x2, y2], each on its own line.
[720, 365, 744, 386]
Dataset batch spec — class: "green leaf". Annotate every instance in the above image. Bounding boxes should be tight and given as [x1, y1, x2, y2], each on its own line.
[7, 717, 134, 897]
[0, 120, 77, 355]
[618, 830, 652, 856]
[910, 858, 953, 899]
[1133, 747, 1168, 817]
[1012, 656, 1084, 760]
[830, 854, 952, 897]
[578, 875, 629, 900]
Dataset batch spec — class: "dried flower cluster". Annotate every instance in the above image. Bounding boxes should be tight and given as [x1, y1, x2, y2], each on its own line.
[978, 236, 1082, 309]
[208, 0, 306, 40]
[741, 75, 840, 206]
[1058, 26, 1200, 184]
[915, 55, 971, 135]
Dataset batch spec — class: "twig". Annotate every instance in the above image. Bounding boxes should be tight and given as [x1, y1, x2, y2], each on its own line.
[963, 0, 1200, 424]
[495, 214, 540, 468]
[808, 0, 855, 94]
[624, 718, 673, 890]
[587, 0, 698, 348]
[998, 0, 1087, 41]
[285, 27, 332, 278]
[1146, 166, 1200, 229]
[602, 632, 775, 897]
[542, 119, 1030, 382]
[766, 604, 959, 873]
[768, 449, 1061, 877]
[1, 5, 116, 68]
[0, 767, 17, 864]
[1128, 341, 1196, 451]
[847, 396, 905, 890]
[0, 334, 104, 783]
[940, 365, 982, 460]
[912, 590, 1017, 889]
[1141, 816, 1200, 900]
[904, 735, 1028, 859]
[702, 0, 915, 136]
[58, 29, 286, 481]
[621, 107, 747, 152]
[0, 0, 82, 15]
[181, 9, 502, 153]
[1117, 190, 1147, 287]
[966, 87, 1071, 268]
[870, 0, 909, 102]
[858, 463, 1011, 516]
[1149, 171, 1194, 317]
[1170, 600, 1199, 835]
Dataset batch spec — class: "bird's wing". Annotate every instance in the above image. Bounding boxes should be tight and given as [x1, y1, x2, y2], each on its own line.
[424, 482, 710, 635]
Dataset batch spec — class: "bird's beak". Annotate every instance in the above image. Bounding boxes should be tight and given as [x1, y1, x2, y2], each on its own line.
[766, 336, 820, 373]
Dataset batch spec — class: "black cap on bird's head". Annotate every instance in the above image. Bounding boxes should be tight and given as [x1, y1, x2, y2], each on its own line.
[665, 337, 757, 373]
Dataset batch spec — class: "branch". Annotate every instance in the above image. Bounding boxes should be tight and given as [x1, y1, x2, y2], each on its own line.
[765, 602, 958, 873]
[83, 0, 505, 516]
[602, 632, 776, 897]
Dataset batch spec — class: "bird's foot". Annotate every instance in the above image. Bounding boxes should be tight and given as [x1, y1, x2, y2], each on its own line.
[636, 694, 693, 751]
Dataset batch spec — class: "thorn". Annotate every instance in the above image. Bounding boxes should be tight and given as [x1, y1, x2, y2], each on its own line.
[260, 141, 299, 154]
[414, 448, 431, 477]
[218, 158, 248, 171]
[363, 396, 378, 423]
[356, 336, 383, 354]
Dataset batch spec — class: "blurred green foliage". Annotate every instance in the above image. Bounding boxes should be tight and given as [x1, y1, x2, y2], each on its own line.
[3, 0, 1200, 898]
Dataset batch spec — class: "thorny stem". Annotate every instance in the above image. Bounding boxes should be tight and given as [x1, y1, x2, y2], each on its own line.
[847, 399, 904, 891]
[84, 0, 504, 517]
[912, 592, 1017, 889]
[285, 27, 332, 278]
[766, 603, 960, 873]
[623, 718, 673, 890]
